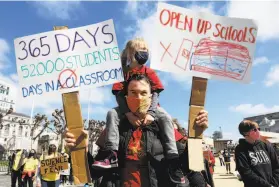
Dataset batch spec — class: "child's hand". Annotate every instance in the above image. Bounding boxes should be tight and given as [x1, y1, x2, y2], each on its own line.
[126, 112, 142, 127]
[143, 114, 154, 126]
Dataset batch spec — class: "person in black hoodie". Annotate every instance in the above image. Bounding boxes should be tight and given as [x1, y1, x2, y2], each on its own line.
[235, 120, 279, 187]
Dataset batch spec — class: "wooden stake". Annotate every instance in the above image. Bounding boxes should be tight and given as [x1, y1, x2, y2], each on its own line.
[188, 76, 208, 171]
[54, 26, 91, 184]
[62, 92, 91, 184]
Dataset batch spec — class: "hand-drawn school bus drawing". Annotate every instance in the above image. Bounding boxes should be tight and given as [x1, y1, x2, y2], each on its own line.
[190, 38, 251, 80]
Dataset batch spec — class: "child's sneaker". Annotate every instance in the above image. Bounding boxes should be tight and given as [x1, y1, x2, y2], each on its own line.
[167, 158, 188, 185]
[92, 150, 118, 169]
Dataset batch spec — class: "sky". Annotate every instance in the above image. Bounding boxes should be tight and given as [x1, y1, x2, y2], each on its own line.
[0, 0, 279, 142]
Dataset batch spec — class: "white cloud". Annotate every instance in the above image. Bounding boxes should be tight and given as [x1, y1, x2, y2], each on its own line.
[157, 72, 192, 89]
[253, 56, 269, 66]
[0, 38, 10, 69]
[171, 73, 192, 85]
[264, 64, 279, 87]
[186, 3, 215, 15]
[227, 1, 279, 41]
[10, 73, 18, 83]
[222, 131, 241, 142]
[229, 104, 279, 116]
[30, 1, 82, 20]
[124, 1, 153, 19]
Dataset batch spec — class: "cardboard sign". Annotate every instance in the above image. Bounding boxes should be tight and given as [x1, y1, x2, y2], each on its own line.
[188, 138, 204, 171]
[14, 19, 123, 98]
[151, 2, 258, 83]
[60, 163, 70, 176]
[62, 91, 92, 184]
[40, 155, 69, 175]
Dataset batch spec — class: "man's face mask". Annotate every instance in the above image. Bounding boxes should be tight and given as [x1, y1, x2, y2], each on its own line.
[126, 96, 151, 117]
[135, 51, 149, 65]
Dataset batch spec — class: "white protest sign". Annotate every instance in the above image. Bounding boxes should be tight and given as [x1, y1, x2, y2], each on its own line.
[151, 3, 258, 83]
[14, 19, 123, 98]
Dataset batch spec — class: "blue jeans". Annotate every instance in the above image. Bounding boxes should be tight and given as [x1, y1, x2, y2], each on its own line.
[41, 179, 60, 187]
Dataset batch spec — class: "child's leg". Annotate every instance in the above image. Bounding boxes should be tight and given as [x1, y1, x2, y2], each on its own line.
[92, 107, 120, 169]
[156, 107, 178, 158]
[156, 107, 187, 184]
[104, 107, 121, 151]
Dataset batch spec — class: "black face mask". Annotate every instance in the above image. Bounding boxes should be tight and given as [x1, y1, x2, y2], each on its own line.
[135, 51, 149, 65]
[49, 146, 56, 154]
[29, 153, 35, 157]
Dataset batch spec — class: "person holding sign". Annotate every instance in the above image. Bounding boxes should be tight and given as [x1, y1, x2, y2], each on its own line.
[36, 143, 61, 187]
[92, 38, 189, 184]
[65, 73, 208, 187]
[235, 120, 279, 187]
[22, 149, 39, 187]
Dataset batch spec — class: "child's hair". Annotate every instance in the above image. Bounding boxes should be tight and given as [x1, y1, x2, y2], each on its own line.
[238, 120, 259, 136]
[123, 38, 149, 64]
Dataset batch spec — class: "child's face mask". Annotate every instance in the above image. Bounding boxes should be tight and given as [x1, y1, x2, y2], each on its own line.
[126, 96, 151, 116]
[135, 51, 149, 65]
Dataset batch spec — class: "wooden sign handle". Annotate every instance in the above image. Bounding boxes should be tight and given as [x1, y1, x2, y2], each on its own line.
[187, 76, 208, 171]
[53, 26, 91, 184]
[188, 76, 208, 138]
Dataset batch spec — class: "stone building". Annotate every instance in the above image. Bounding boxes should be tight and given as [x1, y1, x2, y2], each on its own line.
[0, 112, 58, 159]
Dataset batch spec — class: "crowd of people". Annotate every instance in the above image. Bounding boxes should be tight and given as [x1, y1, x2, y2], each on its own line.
[8, 144, 72, 187]
[7, 36, 279, 187]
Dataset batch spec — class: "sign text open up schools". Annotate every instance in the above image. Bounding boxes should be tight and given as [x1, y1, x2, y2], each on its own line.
[151, 3, 258, 83]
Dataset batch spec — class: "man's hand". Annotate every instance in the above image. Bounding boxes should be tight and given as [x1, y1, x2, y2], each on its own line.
[126, 112, 142, 127]
[63, 129, 89, 152]
[143, 114, 154, 126]
[195, 110, 208, 128]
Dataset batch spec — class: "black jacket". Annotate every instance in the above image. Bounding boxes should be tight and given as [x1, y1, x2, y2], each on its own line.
[118, 118, 178, 187]
[235, 139, 279, 187]
[88, 118, 209, 187]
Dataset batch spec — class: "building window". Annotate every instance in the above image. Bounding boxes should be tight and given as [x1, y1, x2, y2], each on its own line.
[18, 126, 23, 137]
[4, 124, 10, 136]
[25, 131, 28, 137]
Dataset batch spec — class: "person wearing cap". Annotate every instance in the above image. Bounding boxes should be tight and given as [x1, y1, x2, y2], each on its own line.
[36, 143, 61, 187]
[235, 120, 279, 187]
